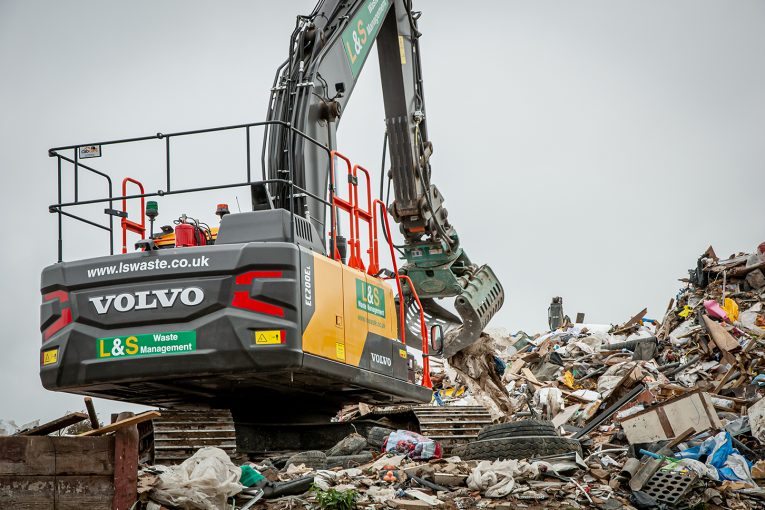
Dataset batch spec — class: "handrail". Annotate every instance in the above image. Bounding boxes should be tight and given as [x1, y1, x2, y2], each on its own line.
[329, 150, 354, 263]
[48, 119, 332, 261]
[397, 274, 433, 389]
[48, 120, 329, 156]
[53, 153, 115, 257]
[352, 164, 374, 274]
[374, 199, 405, 344]
[121, 178, 145, 254]
[375, 199, 431, 388]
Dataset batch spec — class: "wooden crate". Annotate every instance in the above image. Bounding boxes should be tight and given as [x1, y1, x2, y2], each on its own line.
[0, 431, 136, 510]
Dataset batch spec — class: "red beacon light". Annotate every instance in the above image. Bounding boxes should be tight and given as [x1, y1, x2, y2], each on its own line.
[216, 203, 230, 219]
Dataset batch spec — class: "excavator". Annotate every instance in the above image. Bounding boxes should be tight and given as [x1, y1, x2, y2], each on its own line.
[40, 0, 504, 457]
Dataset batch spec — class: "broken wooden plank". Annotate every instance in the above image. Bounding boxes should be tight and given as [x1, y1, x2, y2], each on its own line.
[552, 404, 581, 428]
[613, 308, 648, 334]
[713, 364, 738, 394]
[521, 368, 543, 387]
[507, 359, 525, 375]
[665, 427, 697, 450]
[16, 412, 88, 437]
[85, 397, 101, 429]
[79, 411, 160, 437]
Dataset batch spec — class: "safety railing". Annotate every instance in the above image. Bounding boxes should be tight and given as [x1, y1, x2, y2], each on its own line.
[121, 178, 145, 254]
[48, 120, 330, 263]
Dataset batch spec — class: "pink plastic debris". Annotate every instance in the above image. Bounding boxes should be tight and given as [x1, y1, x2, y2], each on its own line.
[704, 300, 729, 322]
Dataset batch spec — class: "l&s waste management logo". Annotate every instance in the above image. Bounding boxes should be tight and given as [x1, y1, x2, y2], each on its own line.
[97, 331, 196, 359]
[356, 279, 385, 318]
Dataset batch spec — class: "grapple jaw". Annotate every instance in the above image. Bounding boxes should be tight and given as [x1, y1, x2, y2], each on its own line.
[442, 264, 504, 357]
[399, 264, 504, 358]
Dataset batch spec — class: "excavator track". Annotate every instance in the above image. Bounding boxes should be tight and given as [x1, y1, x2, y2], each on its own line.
[413, 406, 493, 450]
[151, 409, 237, 465]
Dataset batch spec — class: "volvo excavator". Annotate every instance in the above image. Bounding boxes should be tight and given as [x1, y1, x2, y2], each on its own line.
[40, 0, 504, 456]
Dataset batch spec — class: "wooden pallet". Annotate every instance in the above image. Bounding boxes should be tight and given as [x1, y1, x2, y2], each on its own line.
[151, 409, 237, 465]
[413, 405, 493, 449]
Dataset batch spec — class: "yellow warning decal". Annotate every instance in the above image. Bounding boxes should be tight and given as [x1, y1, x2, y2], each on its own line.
[42, 348, 58, 365]
[336, 343, 346, 361]
[254, 330, 283, 345]
[398, 35, 406, 65]
[399, 349, 407, 359]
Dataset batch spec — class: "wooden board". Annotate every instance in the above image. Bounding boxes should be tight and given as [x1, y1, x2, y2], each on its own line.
[621, 390, 722, 444]
[113, 412, 138, 510]
[79, 411, 160, 437]
[16, 412, 88, 437]
[552, 404, 582, 428]
[0, 475, 114, 510]
[0, 437, 114, 476]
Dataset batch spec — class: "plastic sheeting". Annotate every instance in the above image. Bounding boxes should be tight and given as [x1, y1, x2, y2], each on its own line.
[675, 431, 754, 486]
[151, 447, 243, 510]
[467, 459, 540, 498]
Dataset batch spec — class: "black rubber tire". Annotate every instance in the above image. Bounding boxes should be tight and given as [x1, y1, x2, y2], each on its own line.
[477, 420, 558, 441]
[326, 452, 373, 469]
[286, 450, 327, 470]
[367, 426, 395, 448]
[326, 433, 367, 457]
[461, 436, 582, 461]
[450, 444, 466, 458]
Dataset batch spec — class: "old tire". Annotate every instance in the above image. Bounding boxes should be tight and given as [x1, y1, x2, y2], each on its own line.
[326, 452, 374, 469]
[461, 436, 582, 461]
[286, 450, 327, 470]
[450, 444, 466, 458]
[326, 433, 367, 457]
[367, 426, 395, 449]
[477, 420, 557, 441]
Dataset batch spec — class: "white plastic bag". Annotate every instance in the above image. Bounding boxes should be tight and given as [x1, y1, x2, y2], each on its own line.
[151, 447, 243, 510]
[467, 459, 539, 498]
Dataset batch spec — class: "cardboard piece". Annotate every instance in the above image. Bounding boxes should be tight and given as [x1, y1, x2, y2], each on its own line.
[703, 315, 741, 354]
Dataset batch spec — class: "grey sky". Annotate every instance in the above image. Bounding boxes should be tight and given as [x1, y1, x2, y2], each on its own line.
[0, 1, 763, 424]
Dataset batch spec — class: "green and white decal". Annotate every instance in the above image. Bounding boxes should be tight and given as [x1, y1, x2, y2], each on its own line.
[356, 279, 386, 318]
[97, 331, 196, 359]
[341, 0, 390, 77]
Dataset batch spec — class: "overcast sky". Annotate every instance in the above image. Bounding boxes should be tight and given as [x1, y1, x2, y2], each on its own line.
[0, 1, 763, 425]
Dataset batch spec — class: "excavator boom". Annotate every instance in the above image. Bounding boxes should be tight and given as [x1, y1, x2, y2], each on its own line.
[264, 0, 504, 356]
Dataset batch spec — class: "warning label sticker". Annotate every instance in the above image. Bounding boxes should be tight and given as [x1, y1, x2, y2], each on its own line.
[254, 330, 284, 345]
[42, 349, 58, 365]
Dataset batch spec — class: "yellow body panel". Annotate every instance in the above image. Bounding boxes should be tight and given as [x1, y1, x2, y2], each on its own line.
[301, 255, 346, 362]
[342, 266, 369, 367]
[303, 253, 399, 368]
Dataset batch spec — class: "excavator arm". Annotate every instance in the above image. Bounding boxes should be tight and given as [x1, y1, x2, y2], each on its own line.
[263, 0, 504, 357]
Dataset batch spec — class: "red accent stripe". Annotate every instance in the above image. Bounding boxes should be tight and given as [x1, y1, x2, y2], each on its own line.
[231, 291, 285, 317]
[43, 290, 69, 303]
[280, 330, 286, 344]
[235, 271, 283, 285]
[43, 308, 72, 342]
